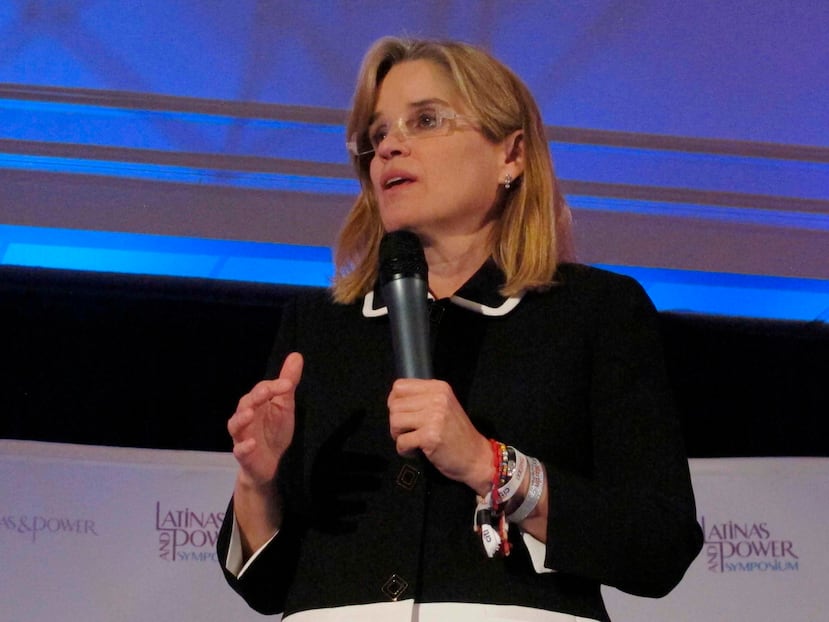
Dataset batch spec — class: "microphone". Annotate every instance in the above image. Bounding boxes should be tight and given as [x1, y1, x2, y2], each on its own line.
[379, 230, 433, 379]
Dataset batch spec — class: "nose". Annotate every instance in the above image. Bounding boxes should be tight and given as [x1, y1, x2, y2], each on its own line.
[375, 120, 410, 158]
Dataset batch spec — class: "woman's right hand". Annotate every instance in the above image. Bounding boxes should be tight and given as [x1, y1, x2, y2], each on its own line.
[228, 352, 304, 491]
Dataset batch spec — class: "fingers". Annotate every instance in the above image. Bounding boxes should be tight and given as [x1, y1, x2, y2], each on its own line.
[235, 380, 281, 414]
[387, 378, 452, 435]
[387, 379, 459, 454]
[228, 382, 277, 444]
[227, 405, 251, 440]
[393, 426, 430, 457]
[279, 351, 304, 386]
[387, 379, 490, 489]
[231, 436, 256, 459]
[388, 377, 444, 398]
[388, 378, 453, 412]
[228, 352, 304, 443]
[235, 352, 304, 412]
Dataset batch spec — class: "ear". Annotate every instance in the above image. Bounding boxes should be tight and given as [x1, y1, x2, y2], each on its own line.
[501, 129, 525, 182]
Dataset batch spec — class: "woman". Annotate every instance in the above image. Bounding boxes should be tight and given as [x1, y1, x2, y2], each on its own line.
[218, 37, 703, 621]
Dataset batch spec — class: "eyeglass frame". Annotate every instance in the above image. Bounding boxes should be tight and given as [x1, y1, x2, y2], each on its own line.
[346, 105, 478, 158]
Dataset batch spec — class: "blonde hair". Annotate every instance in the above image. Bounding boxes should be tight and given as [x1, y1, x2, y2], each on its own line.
[332, 37, 574, 303]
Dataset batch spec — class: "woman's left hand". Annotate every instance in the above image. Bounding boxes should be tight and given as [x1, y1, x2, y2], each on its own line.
[387, 378, 493, 495]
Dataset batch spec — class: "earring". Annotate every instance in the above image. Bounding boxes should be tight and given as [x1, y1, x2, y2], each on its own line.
[504, 174, 512, 190]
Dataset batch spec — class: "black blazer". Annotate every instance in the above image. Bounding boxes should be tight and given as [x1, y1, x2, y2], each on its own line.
[217, 263, 703, 620]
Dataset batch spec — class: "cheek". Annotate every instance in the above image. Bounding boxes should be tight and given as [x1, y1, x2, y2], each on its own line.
[452, 153, 499, 198]
[457, 139, 501, 178]
[368, 159, 382, 192]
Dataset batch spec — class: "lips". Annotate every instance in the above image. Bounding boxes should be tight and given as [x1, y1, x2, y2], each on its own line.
[385, 176, 409, 188]
[380, 170, 416, 189]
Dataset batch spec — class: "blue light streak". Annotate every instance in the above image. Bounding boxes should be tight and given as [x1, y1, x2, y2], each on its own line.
[0, 225, 333, 286]
[2, 225, 827, 321]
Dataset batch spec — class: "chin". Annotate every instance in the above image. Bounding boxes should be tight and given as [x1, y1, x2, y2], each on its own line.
[379, 215, 417, 235]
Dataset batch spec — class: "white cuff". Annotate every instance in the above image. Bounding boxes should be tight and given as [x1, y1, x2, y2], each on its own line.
[521, 530, 554, 574]
[225, 513, 280, 578]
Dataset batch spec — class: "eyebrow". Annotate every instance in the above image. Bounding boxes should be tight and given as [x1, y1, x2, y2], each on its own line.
[369, 98, 452, 125]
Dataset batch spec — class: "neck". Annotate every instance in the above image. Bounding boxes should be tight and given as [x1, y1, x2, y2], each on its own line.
[422, 232, 492, 299]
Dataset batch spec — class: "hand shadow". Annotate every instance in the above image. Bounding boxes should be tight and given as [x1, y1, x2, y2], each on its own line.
[308, 410, 387, 534]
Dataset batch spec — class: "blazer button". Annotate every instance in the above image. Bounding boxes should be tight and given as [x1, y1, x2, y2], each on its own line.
[396, 463, 420, 490]
[381, 574, 409, 601]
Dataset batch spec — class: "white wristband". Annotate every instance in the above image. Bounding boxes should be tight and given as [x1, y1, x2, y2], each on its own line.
[495, 449, 527, 504]
[506, 457, 544, 523]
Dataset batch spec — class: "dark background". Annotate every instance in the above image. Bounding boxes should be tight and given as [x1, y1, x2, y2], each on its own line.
[3, 265, 827, 457]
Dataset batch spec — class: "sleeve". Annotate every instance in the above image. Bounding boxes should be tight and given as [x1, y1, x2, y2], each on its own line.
[215, 295, 306, 615]
[543, 273, 703, 597]
[224, 514, 279, 578]
[216, 499, 305, 615]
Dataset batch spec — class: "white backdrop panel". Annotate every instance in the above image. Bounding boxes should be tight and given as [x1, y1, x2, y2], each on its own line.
[0, 441, 267, 621]
[603, 457, 829, 620]
[2, 440, 827, 621]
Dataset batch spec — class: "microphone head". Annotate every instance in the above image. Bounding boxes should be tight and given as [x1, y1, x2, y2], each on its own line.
[379, 230, 428, 285]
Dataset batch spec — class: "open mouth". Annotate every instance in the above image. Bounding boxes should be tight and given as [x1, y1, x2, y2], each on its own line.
[384, 176, 413, 189]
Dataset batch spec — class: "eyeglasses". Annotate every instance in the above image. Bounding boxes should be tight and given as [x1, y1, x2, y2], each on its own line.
[346, 106, 477, 157]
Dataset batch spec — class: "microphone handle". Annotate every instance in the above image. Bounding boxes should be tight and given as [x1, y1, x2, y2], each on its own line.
[383, 276, 433, 379]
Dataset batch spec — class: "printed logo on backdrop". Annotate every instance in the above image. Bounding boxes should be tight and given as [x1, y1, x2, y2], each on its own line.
[1, 513, 99, 543]
[155, 502, 224, 563]
[702, 515, 799, 573]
